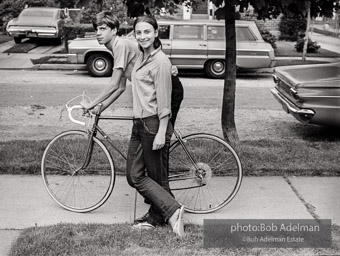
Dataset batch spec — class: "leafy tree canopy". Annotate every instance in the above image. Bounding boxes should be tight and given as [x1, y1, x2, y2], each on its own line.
[81, 0, 128, 24]
[54, 0, 78, 8]
[125, 0, 204, 17]
[211, 0, 339, 20]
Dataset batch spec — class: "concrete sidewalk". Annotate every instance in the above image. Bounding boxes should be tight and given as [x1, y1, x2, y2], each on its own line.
[1, 175, 340, 255]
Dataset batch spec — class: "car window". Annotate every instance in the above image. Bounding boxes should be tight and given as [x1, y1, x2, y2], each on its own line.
[159, 25, 170, 39]
[21, 9, 55, 17]
[207, 25, 257, 41]
[236, 27, 256, 41]
[173, 25, 204, 40]
[207, 26, 224, 40]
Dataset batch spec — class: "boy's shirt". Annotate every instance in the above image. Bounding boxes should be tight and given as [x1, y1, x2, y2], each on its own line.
[111, 37, 140, 81]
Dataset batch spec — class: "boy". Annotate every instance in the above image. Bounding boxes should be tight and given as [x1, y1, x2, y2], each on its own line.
[80, 11, 183, 226]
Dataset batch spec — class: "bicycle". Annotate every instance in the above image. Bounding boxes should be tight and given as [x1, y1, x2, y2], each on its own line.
[41, 95, 242, 214]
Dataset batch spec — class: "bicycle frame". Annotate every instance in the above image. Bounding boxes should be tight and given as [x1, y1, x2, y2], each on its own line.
[79, 113, 201, 187]
[42, 96, 242, 214]
[80, 115, 133, 170]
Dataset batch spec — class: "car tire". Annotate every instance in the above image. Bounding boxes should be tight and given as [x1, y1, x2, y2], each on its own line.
[205, 59, 225, 79]
[86, 53, 113, 77]
[14, 37, 22, 44]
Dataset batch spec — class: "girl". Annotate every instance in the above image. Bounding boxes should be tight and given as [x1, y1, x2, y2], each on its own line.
[126, 15, 185, 238]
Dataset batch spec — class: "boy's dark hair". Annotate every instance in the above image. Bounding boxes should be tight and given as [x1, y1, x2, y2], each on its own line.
[92, 11, 120, 31]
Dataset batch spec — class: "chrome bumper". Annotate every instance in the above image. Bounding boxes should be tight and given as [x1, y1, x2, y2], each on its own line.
[7, 28, 58, 38]
[271, 88, 315, 123]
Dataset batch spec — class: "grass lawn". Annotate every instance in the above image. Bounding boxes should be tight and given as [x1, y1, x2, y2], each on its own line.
[275, 40, 340, 58]
[8, 223, 340, 256]
[1, 136, 340, 176]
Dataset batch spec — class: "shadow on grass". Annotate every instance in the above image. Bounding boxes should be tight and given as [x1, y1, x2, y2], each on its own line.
[287, 123, 340, 142]
[3, 38, 62, 53]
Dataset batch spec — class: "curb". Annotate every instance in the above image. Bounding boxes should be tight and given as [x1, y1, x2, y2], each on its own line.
[38, 63, 86, 70]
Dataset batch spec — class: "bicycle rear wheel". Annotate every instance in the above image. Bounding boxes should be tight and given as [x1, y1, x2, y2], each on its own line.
[169, 133, 242, 214]
[41, 130, 115, 213]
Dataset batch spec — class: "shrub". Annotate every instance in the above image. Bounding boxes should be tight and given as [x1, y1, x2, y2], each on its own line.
[260, 29, 277, 49]
[294, 38, 320, 53]
[279, 15, 306, 41]
[63, 23, 94, 50]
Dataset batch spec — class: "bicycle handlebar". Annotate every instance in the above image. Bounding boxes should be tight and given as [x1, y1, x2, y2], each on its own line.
[67, 105, 86, 126]
[64, 94, 94, 126]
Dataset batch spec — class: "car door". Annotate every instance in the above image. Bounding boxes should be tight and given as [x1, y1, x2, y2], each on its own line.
[236, 25, 272, 69]
[170, 24, 207, 68]
[207, 25, 225, 59]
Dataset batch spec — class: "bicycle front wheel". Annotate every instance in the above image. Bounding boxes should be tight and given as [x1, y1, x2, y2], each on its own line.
[169, 133, 242, 214]
[41, 130, 115, 213]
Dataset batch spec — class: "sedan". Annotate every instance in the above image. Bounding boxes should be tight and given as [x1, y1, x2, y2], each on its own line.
[6, 7, 66, 44]
[271, 62, 340, 127]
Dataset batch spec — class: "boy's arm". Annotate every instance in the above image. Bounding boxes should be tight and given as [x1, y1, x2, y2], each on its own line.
[80, 68, 124, 110]
[93, 77, 127, 113]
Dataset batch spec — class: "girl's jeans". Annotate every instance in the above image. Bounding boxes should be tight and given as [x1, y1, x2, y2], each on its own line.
[126, 115, 180, 224]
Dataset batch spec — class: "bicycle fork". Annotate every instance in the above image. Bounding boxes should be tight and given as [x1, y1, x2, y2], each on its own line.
[172, 130, 208, 186]
[73, 116, 101, 175]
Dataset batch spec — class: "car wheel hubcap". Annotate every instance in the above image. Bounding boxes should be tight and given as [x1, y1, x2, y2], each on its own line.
[94, 59, 107, 71]
[213, 62, 224, 73]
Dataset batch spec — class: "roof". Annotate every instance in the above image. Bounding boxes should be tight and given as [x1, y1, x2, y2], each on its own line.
[157, 19, 254, 25]
[23, 7, 62, 11]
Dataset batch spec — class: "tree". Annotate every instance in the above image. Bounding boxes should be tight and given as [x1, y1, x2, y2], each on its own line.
[283, 1, 337, 61]
[125, 0, 202, 17]
[302, 1, 311, 61]
[54, 0, 78, 8]
[81, 0, 128, 24]
[208, 0, 289, 149]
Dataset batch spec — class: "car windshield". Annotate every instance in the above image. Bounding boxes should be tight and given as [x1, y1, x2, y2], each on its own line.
[21, 9, 55, 17]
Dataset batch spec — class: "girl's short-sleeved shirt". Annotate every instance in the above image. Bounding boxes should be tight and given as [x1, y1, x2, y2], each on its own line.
[131, 47, 172, 119]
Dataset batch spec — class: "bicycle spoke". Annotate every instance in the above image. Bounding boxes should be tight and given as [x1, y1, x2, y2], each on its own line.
[42, 131, 115, 213]
[169, 134, 242, 213]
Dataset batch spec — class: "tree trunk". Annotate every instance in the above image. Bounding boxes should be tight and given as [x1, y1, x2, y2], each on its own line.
[221, 3, 239, 150]
[302, 1, 311, 61]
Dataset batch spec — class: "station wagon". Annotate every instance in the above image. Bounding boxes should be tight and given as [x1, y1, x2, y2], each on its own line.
[67, 19, 276, 78]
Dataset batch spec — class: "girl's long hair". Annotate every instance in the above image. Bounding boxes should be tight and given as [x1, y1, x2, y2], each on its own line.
[133, 15, 162, 52]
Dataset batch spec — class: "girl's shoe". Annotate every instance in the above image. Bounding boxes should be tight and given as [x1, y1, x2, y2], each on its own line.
[171, 205, 185, 238]
[132, 221, 155, 230]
